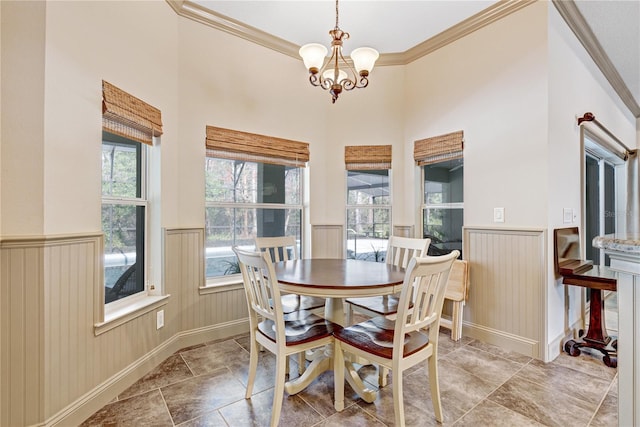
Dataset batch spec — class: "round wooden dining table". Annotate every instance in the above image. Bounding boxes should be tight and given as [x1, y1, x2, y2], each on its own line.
[273, 258, 406, 405]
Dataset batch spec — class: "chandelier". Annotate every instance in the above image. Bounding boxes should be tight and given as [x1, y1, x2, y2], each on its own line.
[299, 0, 379, 104]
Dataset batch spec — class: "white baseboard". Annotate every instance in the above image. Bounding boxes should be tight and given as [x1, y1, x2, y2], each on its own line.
[462, 321, 540, 359]
[47, 319, 249, 427]
[547, 318, 582, 363]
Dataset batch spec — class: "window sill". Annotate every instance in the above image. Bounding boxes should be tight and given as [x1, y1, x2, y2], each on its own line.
[94, 294, 170, 336]
[199, 276, 244, 295]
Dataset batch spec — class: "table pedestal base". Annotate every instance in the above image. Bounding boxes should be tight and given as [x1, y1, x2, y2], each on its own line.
[284, 345, 377, 404]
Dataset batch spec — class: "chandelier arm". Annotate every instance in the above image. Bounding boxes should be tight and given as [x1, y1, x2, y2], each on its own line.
[337, 48, 362, 91]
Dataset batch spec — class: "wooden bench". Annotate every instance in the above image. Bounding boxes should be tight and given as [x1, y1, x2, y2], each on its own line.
[554, 227, 618, 367]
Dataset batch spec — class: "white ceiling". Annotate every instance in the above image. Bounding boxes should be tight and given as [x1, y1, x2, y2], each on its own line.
[190, 0, 639, 117]
[192, 0, 497, 54]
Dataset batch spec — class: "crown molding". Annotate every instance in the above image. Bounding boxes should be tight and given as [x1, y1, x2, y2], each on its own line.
[398, 0, 536, 66]
[167, 0, 639, 118]
[166, 0, 300, 59]
[553, 0, 640, 118]
[167, 0, 534, 67]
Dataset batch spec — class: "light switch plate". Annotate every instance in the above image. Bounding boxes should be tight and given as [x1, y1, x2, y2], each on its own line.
[493, 207, 505, 223]
[563, 208, 573, 224]
[157, 310, 164, 329]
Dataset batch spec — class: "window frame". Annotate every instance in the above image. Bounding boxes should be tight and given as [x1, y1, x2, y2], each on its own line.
[101, 133, 149, 311]
[203, 157, 305, 287]
[420, 158, 464, 257]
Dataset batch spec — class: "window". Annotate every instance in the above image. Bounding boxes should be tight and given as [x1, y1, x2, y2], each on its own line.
[346, 170, 391, 261]
[205, 158, 303, 278]
[204, 126, 309, 282]
[344, 145, 392, 262]
[100, 80, 162, 312]
[102, 133, 146, 303]
[415, 131, 464, 257]
[584, 136, 624, 266]
[422, 159, 463, 256]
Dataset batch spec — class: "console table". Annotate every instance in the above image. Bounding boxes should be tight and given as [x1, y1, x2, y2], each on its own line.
[593, 233, 640, 427]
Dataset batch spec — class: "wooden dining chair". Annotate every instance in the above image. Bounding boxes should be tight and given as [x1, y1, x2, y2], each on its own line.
[439, 260, 470, 341]
[344, 236, 430, 386]
[255, 236, 327, 375]
[232, 246, 340, 427]
[345, 236, 431, 324]
[333, 251, 460, 426]
[255, 236, 326, 313]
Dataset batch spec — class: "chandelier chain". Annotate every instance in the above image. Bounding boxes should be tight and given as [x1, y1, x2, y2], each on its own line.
[335, 0, 339, 29]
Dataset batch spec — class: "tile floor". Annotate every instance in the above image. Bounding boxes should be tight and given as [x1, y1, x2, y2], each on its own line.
[81, 324, 618, 427]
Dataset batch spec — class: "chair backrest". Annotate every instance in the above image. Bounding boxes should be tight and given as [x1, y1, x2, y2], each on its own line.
[394, 250, 460, 355]
[444, 260, 469, 302]
[255, 236, 299, 263]
[233, 246, 285, 339]
[553, 227, 593, 275]
[385, 236, 431, 269]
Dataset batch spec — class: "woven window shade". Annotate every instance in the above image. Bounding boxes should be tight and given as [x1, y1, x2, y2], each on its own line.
[205, 126, 310, 167]
[414, 130, 464, 166]
[344, 145, 392, 170]
[102, 80, 163, 146]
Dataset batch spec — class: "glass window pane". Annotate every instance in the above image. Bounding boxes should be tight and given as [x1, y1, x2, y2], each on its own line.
[347, 170, 390, 205]
[347, 207, 390, 261]
[423, 159, 463, 204]
[102, 203, 144, 302]
[205, 158, 301, 205]
[102, 141, 139, 198]
[423, 208, 463, 256]
[205, 207, 301, 277]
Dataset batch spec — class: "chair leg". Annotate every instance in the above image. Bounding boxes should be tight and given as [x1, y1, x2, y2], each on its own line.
[333, 341, 345, 411]
[428, 355, 443, 423]
[345, 303, 353, 326]
[246, 334, 259, 399]
[270, 352, 288, 427]
[451, 301, 462, 341]
[392, 364, 405, 427]
[378, 366, 389, 387]
[297, 351, 305, 376]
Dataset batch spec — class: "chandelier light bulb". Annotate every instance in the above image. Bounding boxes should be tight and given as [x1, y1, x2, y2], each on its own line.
[350, 47, 380, 76]
[322, 68, 348, 84]
[299, 43, 328, 73]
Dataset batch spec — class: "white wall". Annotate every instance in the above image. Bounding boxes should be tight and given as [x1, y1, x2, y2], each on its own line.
[1, 1, 46, 236]
[547, 3, 637, 350]
[404, 2, 549, 229]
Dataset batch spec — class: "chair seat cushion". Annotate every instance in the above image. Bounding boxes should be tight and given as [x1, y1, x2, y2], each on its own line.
[334, 316, 429, 359]
[258, 311, 341, 346]
[346, 294, 414, 316]
[280, 294, 326, 314]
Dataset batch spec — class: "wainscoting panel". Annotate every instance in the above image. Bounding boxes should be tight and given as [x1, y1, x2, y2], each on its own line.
[311, 225, 344, 259]
[163, 228, 248, 336]
[1, 230, 250, 426]
[393, 225, 414, 237]
[463, 227, 547, 359]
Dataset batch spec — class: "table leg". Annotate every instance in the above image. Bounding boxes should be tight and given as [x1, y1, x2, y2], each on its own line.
[284, 355, 332, 395]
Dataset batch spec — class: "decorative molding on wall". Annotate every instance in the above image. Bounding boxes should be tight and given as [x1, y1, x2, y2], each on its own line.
[463, 227, 547, 360]
[311, 225, 344, 259]
[1, 229, 250, 426]
[166, 0, 535, 66]
[552, 0, 640, 118]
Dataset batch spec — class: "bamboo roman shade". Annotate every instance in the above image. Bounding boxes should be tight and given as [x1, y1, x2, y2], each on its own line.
[102, 80, 163, 146]
[414, 130, 464, 166]
[344, 145, 392, 170]
[205, 126, 310, 167]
